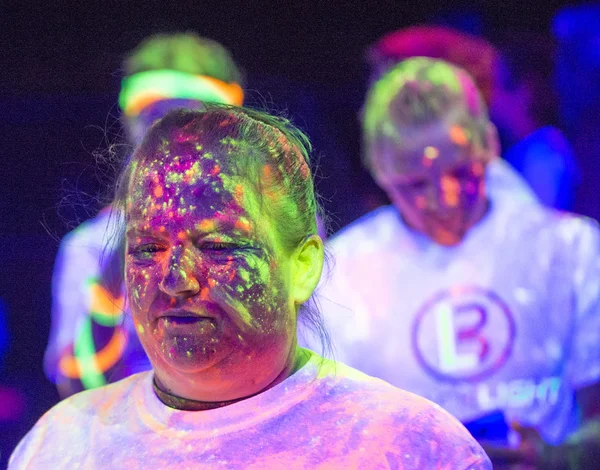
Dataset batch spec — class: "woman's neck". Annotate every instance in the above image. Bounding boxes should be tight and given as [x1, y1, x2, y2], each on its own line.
[153, 346, 310, 411]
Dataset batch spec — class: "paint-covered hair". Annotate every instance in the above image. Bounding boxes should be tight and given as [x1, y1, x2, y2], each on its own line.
[362, 57, 490, 173]
[124, 32, 243, 85]
[368, 25, 497, 106]
[109, 104, 330, 355]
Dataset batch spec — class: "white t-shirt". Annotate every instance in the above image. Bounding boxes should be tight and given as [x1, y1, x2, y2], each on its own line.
[10, 352, 490, 469]
[45, 207, 150, 386]
[311, 161, 600, 445]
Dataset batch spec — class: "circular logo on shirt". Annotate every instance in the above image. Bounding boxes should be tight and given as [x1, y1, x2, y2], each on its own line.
[412, 286, 516, 382]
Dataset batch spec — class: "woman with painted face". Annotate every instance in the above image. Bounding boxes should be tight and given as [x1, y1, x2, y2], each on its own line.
[310, 58, 600, 468]
[10, 106, 490, 468]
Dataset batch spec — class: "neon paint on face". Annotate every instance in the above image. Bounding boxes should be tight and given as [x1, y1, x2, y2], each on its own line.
[124, 137, 298, 401]
[374, 120, 490, 246]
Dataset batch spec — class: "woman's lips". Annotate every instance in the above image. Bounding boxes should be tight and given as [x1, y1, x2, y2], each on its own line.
[162, 316, 212, 324]
[158, 316, 218, 337]
[156, 307, 215, 320]
[156, 309, 218, 332]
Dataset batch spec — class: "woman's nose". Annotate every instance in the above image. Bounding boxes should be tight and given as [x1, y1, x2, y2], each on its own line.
[440, 175, 460, 208]
[426, 176, 460, 210]
[424, 185, 443, 210]
[158, 247, 200, 299]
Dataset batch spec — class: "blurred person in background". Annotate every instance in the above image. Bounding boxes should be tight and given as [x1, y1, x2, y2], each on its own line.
[44, 32, 245, 398]
[311, 57, 600, 468]
[370, 25, 578, 210]
[553, 6, 600, 221]
[490, 31, 579, 211]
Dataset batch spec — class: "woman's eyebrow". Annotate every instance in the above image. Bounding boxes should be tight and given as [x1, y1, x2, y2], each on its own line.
[194, 215, 252, 233]
[125, 227, 164, 238]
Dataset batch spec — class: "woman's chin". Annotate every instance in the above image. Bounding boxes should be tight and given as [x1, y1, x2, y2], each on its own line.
[428, 227, 465, 246]
[148, 341, 225, 374]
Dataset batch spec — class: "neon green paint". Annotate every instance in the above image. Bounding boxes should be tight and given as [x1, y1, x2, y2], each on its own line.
[73, 318, 106, 389]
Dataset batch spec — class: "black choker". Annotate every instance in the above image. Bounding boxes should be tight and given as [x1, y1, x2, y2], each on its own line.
[152, 378, 250, 411]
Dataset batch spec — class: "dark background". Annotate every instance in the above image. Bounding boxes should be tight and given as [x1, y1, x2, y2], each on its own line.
[0, 0, 592, 465]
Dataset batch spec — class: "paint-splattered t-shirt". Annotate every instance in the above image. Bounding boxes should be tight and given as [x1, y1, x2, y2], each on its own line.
[10, 352, 490, 469]
[308, 160, 600, 445]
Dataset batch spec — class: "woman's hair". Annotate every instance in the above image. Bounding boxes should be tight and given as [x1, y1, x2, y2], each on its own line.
[123, 32, 243, 85]
[107, 104, 331, 356]
[362, 57, 490, 173]
[367, 25, 498, 107]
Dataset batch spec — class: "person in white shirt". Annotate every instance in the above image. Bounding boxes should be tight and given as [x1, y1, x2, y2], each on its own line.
[44, 33, 245, 397]
[10, 105, 490, 469]
[313, 57, 600, 468]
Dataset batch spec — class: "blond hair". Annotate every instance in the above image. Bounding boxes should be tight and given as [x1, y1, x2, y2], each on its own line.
[362, 57, 489, 172]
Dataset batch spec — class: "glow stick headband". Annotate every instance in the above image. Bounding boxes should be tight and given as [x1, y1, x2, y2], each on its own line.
[119, 69, 244, 117]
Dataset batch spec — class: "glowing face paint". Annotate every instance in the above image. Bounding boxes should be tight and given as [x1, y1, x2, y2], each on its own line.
[449, 125, 470, 147]
[374, 122, 489, 246]
[423, 146, 439, 160]
[124, 136, 298, 399]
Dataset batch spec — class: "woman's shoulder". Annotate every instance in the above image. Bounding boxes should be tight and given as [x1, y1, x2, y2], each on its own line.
[316, 357, 447, 416]
[55, 371, 148, 416]
[505, 203, 600, 251]
[321, 358, 450, 412]
[9, 372, 151, 468]
[311, 358, 491, 467]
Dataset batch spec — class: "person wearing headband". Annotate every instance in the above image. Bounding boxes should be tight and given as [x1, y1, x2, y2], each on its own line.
[310, 57, 600, 468]
[44, 32, 245, 398]
[10, 105, 490, 468]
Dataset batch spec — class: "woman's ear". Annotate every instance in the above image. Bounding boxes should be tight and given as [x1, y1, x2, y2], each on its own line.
[292, 235, 325, 305]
